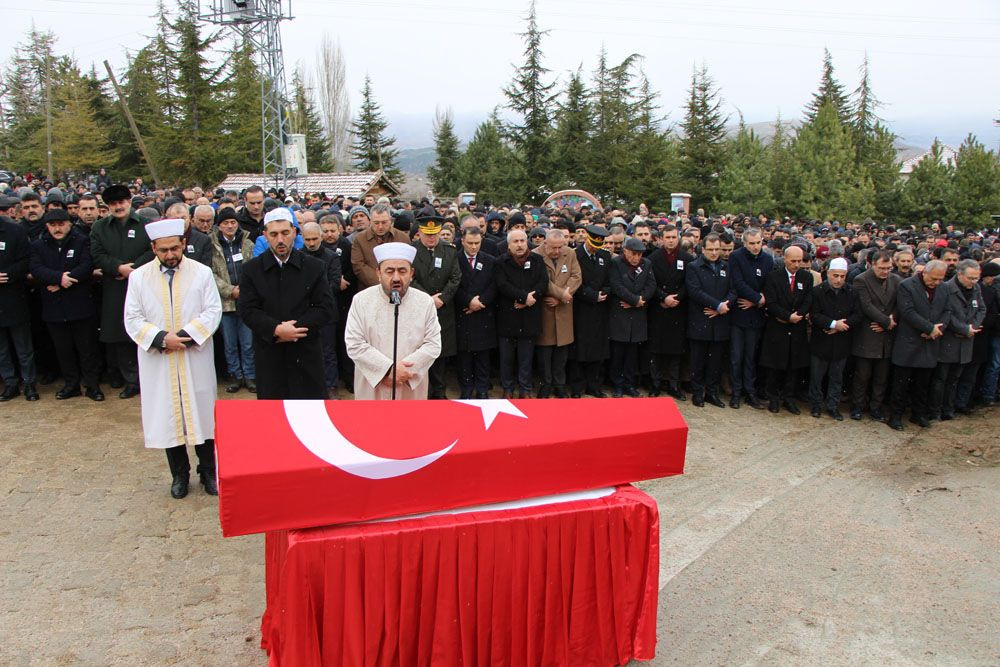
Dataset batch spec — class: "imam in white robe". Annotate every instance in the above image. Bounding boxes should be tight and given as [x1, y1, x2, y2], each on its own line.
[124, 257, 222, 448]
[345, 284, 441, 400]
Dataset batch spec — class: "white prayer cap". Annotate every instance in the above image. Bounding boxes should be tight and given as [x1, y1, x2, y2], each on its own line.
[828, 257, 849, 272]
[145, 218, 184, 241]
[263, 207, 294, 226]
[373, 242, 416, 265]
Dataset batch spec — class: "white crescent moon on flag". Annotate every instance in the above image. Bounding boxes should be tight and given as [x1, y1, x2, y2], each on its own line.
[283, 400, 456, 480]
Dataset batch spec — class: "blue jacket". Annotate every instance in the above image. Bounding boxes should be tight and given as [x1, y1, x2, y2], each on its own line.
[252, 232, 304, 258]
[728, 246, 774, 329]
[28, 227, 95, 323]
[685, 255, 735, 342]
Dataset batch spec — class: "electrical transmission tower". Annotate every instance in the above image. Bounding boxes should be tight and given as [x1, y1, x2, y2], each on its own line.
[200, 0, 293, 190]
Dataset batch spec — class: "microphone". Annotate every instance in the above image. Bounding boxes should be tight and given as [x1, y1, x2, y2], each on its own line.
[389, 289, 401, 305]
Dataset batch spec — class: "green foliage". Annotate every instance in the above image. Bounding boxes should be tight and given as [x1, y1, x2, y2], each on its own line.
[457, 112, 523, 204]
[948, 134, 1000, 227]
[551, 67, 591, 189]
[349, 75, 403, 184]
[219, 38, 264, 173]
[46, 71, 116, 175]
[805, 48, 851, 126]
[715, 121, 775, 216]
[428, 107, 462, 195]
[677, 64, 729, 209]
[900, 139, 954, 223]
[501, 0, 556, 199]
[785, 101, 875, 220]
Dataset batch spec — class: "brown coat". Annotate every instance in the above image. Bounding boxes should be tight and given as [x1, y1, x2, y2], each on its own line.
[350, 227, 410, 289]
[852, 268, 902, 359]
[535, 246, 582, 347]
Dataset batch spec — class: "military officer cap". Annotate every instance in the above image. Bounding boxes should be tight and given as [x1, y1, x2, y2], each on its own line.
[417, 214, 444, 235]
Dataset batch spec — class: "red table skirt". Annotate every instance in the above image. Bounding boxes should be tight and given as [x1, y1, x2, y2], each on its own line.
[261, 485, 660, 666]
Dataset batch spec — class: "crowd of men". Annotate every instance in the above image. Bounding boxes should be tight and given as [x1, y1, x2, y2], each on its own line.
[1, 174, 999, 435]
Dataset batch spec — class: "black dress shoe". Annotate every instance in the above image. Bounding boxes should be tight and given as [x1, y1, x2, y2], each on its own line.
[612, 390, 624, 398]
[624, 387, 641, 398]
[811, 405, 822, 418]
[536, 385, 551, 399]
[850, 408, 864, 421]
[647, 388, 662, 397]
[23, 383, 39, 401]
[768, 399, 780, 413]
[746, 396, 765, 410]
[869, 407, 886, 422]
[692, 395, 705, 407]
[553, 387, 568, 399]
[56, 385, 82, 400]
[908, 415, 930, 428]
[782, 400, 800, 415]
[940, 412, 954, 421]
[570, 391, 582, 399]
[246, 381, 257, 394]
[109, 376, 125, 389]
[587, 388, 608, 398]
[827, 408, 844, 422]
[955, 406, 973, 415]
[200, 471, 218, 496]
[666, 385, 688, 401]
[170, 475, 189, 499]
[119, 384, 140, 399]
[225, 379, 243, 393]
[85, 387, 105, 402]
[705, 394, 726, 408]
[888, 417, 904, 431]
[0, 384, 21, 401]
[729, 396, 742, 409]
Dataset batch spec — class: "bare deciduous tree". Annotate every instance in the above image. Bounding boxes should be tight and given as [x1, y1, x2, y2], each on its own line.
[315, 34, 350, 171]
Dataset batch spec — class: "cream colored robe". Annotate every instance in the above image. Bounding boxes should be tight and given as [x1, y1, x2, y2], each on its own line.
[345, 285, 441, 400]
[124, 258, 222, 448]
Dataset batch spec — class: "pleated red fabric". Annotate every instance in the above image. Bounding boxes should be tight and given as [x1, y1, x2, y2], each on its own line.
[260, 485, 659, 666]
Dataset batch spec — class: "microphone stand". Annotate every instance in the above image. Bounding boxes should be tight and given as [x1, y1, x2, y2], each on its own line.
[390, 290, 400, 400]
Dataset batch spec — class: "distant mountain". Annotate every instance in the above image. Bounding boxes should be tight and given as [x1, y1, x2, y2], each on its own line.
[397, 147, 438, 175]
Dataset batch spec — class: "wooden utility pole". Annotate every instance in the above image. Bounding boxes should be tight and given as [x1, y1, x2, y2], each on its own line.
[45, 55, 54, 178]
[103, 60, 161, 188]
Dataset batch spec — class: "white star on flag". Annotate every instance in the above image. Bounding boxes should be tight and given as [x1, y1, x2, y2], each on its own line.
[452, 399, 528, 430]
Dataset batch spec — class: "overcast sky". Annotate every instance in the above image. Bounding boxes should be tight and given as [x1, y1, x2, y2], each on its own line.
[7, 0, 1000, 149]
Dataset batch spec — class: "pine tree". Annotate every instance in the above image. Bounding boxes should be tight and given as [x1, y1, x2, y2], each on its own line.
[349, 75, 402, 184]
[2, 26, 57, 173]
[786, 101, 875, 220]
[428, 107, 462, 195]
[119, 45, 170, 182]
[767, 114, 796, 215]
[715, 120, 775, 215]
[47, 72, 116, 176]
[901, 140, 954, 223]
[552, 67, 591, 189]
[219, 38, 264, 174]
[288, 65, 331, 173]
[805, 48, 851, 125]
[677, 64, 729, 210]
[947, 134, 1000, 227]
[848, 54, 901, 218]
[621, 72, 675, 209]
[458, 112, 523, 204]
[502, 0, 557, 199]
[164, 0, 227, 185]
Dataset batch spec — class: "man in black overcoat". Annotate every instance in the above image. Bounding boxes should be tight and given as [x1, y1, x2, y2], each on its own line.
[808, 257, 860, 420]
[454, 227, 497, 399]
[608, 238, 656, 397]
[684, 233, 734, 407]
[237, 210, 335, 399]
[761, 244, 813, 414]
[646, 224, 694, 400]
[569, 225, 612, 397]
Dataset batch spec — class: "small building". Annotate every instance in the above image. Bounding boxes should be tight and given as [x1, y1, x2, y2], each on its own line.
[897, 144, 958, 180]
[214, 170, 401, 198]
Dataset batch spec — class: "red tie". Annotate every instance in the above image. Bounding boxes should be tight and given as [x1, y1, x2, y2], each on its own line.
[789, 274, 795, 293]
[468, 255, 475, 268]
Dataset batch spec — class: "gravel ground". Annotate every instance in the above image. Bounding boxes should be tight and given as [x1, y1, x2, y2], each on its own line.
[1, 383, 997, 666]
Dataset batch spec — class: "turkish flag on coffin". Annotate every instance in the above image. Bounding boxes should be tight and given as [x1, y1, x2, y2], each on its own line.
[215, 398, 687, 537]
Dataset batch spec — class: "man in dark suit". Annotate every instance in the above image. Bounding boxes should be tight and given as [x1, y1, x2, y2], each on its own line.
[494, 229, 549, 398]
[0, 212, 36, 401]
[647, 225, 694, 400]
[930, 259, 985, 420]
[684, 233, 734, 407]
[237, 209, 336, 399]
[608, 238, 656, 398]
[301, 222, 342, 398]
[808, 257, 860, 420]
[760, 244, 813, 414]
[569, 225, 612, 398]
[850, 250, 901, 421]
[887, 260, 949, 430]
[727, 227, 773, 409]
[455, 227, 497, 399]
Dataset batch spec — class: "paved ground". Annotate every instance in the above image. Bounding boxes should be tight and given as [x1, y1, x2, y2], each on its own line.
[1, 384, 998, 665]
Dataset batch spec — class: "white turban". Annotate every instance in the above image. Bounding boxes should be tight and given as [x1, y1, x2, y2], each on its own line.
[828, 257, 849, 272]
[263, 207, 294, 226]
[373, 242, 416, 265]
[145, 218, 184, 241]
